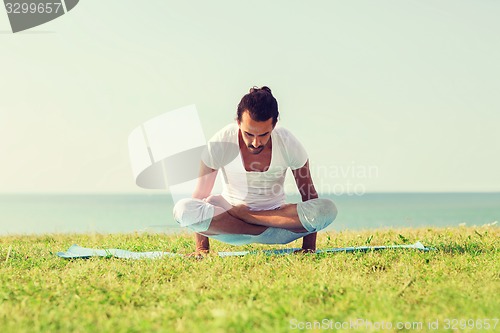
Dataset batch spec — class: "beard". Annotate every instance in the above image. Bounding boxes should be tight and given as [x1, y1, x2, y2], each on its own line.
[247, 144, 265, 154]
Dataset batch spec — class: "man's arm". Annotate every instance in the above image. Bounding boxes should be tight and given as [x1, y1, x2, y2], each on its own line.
[292, 160, 319, 252]
[191, 162, 218, 254]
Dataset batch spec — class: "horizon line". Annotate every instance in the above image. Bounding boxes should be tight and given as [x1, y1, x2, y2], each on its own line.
[1, 191, 499, 196]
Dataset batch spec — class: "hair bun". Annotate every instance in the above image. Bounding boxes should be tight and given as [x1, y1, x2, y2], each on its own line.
[249, 86, 272, 94]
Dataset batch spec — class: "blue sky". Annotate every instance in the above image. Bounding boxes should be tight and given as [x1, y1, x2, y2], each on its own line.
[1, 1, 499, 193]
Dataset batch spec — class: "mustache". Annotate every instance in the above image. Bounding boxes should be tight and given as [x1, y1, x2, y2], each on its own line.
[248, 144, 264, 149]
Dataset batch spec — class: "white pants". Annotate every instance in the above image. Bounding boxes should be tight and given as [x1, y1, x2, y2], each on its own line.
[173, 198, 337, 246]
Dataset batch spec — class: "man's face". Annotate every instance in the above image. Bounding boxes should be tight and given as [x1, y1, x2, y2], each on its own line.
[238, 111, 274, 155]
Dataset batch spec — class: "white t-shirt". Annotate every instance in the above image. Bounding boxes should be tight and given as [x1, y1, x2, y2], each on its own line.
[202, 123, 308, 210]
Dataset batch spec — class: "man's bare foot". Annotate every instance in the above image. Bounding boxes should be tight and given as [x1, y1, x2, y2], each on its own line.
[227, 204, 249, 220]
[205, 195, 233, 211]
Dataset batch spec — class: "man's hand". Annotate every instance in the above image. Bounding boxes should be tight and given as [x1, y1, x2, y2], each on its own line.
[293, 248, 316, 254]
[185, 249, 210, 259]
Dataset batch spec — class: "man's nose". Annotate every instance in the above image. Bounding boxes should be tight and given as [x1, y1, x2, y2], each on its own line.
[253, 137, 261, 147]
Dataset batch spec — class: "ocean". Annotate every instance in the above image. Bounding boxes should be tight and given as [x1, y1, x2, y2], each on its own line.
[0, 193, 498, 236]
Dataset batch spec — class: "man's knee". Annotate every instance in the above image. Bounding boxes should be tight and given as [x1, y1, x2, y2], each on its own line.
[297, 198, 337, 232]
[320, 198, 337, 219]
[173, 198, 213, 233]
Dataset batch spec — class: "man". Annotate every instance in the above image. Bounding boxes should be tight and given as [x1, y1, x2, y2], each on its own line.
[173, 86, 337, 255]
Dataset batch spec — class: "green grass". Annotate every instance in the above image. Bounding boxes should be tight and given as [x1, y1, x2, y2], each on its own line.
[0, 227, 498, 333]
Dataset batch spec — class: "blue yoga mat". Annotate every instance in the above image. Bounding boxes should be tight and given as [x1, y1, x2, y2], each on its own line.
[57, 242, 434, 259]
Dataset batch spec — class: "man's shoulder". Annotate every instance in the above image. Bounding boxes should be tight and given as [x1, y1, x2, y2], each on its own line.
[210, 123, 238, 141]
[203, 123, 240, 169]
[220, 123, 238, 133]
[273, 125, 308, 167]
[273, 126, 299, 142]
[273, 125, 293, 136]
